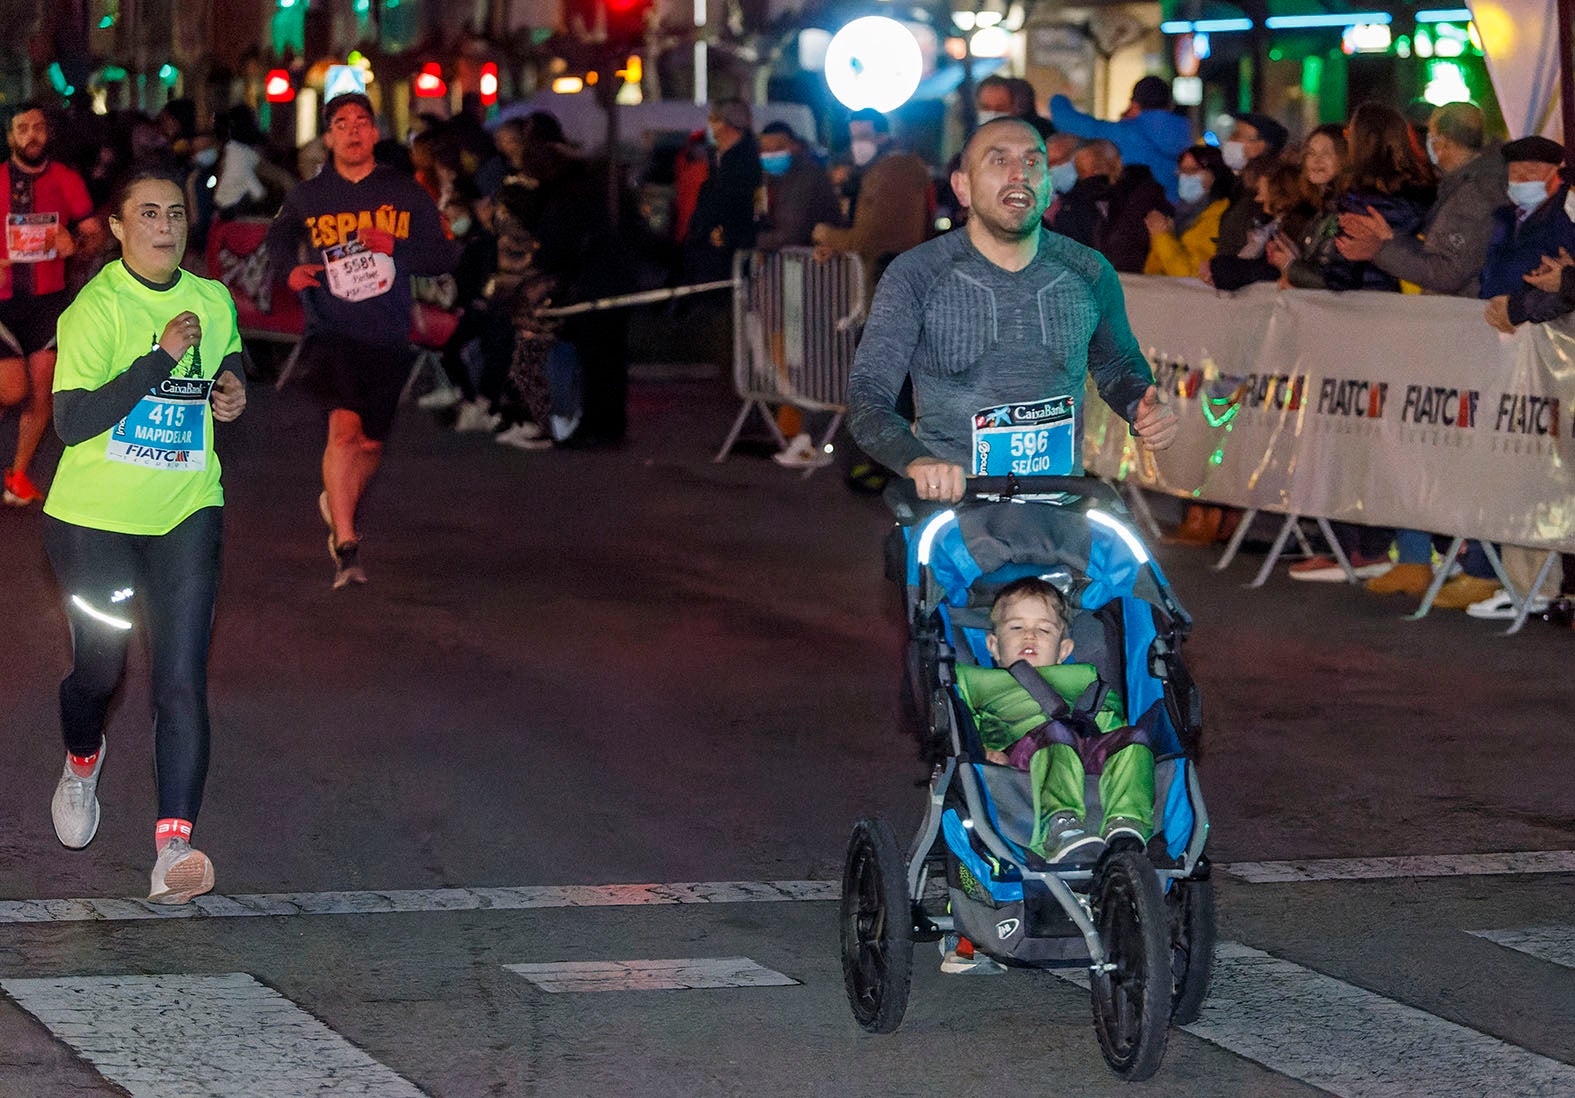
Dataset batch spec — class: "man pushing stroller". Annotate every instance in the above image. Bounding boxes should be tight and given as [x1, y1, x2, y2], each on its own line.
[846, 116, 1176, 497]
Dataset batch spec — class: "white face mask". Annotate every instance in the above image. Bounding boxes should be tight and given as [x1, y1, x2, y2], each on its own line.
[1048, 160, 1077, 195]
[1508, 179, 1551, 214]
[1221, 141, 1248, 172]
[851, 139, 878, 167]
[976, 110, 1010, 125]
[448, 216, 472, 237]
[1176, 173, 1207, 204]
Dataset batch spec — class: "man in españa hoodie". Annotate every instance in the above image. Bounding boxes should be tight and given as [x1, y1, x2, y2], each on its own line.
[1049, 76, 1193, 203]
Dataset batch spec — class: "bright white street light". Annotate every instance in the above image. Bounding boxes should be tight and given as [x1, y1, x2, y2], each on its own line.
[825, 16, 924, 113]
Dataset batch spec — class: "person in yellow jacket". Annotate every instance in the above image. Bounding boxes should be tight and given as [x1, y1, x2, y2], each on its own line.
[42, 169, 246, 905]
[1143, 144, 1232, 277]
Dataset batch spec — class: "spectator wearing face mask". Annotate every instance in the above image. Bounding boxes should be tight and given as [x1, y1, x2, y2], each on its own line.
[1208, 112, 1292, 285]
[976, 75, 1055, 139]
[1049, 138, 1169, 273]
[1480, 136, 1575, 332]
[684, 99, 761, 284]
[812, 109, 932, 303]
[755, 122, 842, 249]
[1049, 76, 1193, 201]
[1334, 102, 1504, 297]
[1144, 144, 1232, 276]
[1041, 132, 1080, 225]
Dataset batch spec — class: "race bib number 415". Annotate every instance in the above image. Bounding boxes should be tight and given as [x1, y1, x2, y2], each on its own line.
[323, 237, 395, 303]
[107, 377, 213, 470]
[972, 395, 1076, 477]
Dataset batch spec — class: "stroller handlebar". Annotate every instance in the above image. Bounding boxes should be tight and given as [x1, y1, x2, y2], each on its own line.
[883, 474, 1126, 525]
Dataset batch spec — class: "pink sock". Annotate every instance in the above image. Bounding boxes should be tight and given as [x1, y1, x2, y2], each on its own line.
[154, 818, 193, 851]
[68, 750, 99, 778]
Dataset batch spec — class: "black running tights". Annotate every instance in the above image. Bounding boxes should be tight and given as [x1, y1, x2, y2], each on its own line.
[43, 507, 222, 823]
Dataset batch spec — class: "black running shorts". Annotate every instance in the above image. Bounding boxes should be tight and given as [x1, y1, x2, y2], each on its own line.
[0, 291, 69, 357]
[290, 332, 414, 443]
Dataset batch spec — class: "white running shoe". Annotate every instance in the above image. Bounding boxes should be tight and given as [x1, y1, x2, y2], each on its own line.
[1466, 587, 1551, 620]
[938, 935, 1006, 975]
[416, 384, 461, 411]
[453, 399, 502, 433]
[773, 433, 832, 469]
[51, 740, 106, 849]
[496, 423, 553, 450]
[147, 838, 215, 905]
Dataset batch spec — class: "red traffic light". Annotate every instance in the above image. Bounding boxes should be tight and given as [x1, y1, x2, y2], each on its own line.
[265, 70, 294, 103]
[479, 62, 499, 106]
[413, 62, 447, 99]
[604, 0, 651, 42]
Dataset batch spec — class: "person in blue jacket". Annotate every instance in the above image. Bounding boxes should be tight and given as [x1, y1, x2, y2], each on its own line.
[1480, 136, 1575, 331]
[1049, 76, 1193, 202]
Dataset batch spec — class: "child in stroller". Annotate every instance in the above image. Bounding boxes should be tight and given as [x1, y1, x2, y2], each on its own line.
[960, 575, 1155, 865]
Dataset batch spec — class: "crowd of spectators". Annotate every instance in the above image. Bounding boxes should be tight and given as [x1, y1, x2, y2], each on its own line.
[3, 80, 1568, 617]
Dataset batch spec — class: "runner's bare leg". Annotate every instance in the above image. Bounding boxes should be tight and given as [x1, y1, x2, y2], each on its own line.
[13, 349, 56, 475]
[323, 409, 383, 546]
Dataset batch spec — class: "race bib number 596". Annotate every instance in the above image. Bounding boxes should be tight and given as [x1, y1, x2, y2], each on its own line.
[972, 395, 1076, 477]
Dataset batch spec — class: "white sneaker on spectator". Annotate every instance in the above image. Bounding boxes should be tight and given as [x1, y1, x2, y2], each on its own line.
[416, 384, 461, 411]
[1466, 587, 1551, 620]
[496, 423, 553, 450]
[550, 412, 581, 443]
[454, 399, 501, 433]
[773, 433, 832, 469]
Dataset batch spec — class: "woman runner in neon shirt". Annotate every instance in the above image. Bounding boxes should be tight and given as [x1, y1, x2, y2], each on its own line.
[42, 168, 246, 904]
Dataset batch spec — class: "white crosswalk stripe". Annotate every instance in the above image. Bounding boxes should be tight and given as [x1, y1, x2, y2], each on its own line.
[506, 957, 799, 992]
[1, 973, 424, 1098]
[1470, 923, 1575, 971]
[1058, 941, 1575, 1097]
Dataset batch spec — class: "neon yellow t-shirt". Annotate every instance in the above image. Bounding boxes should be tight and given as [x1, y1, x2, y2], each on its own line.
[44, 261, 242, 535]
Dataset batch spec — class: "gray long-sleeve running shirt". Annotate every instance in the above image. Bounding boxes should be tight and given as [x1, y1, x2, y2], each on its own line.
[847, 229, 1154, 476]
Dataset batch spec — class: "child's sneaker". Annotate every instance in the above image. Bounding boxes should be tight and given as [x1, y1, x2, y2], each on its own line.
[939, 934, 1006, 975]
[147, 838, 214, 905]
[1101, 816, 1149, 853]
[1045, 811, 1103, 864]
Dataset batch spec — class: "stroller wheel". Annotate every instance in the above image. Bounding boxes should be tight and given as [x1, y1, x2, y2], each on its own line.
[1090, 849, 1171, 1081]
[1167, 872, 1217, 1025]
[839, 817, 914, 1033]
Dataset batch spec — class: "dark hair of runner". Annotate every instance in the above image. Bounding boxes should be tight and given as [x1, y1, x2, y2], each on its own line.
[107, 168, 187, 221]
[6, 100, 49, 131]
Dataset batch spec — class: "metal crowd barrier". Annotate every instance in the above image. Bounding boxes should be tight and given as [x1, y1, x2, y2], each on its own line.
[715, 247, 866, 468]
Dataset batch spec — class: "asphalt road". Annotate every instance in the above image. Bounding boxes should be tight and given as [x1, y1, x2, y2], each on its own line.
[0, 370, 1570, 1096]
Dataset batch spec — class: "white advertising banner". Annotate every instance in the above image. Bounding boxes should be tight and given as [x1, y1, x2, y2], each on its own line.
[1085, 277, 1575, 554]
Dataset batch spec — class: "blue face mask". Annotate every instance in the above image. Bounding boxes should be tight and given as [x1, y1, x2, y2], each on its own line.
[760, 150, 792, 176]
[1176, 173, 1207, 204]
[1508, 179, 1550, 214]
[1049, 160, 1077, 196]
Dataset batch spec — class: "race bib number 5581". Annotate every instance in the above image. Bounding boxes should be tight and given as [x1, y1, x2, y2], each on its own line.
[323, 237, 395, 303]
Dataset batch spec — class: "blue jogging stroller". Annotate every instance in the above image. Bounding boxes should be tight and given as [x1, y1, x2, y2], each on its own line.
[839, 476, 1215, 1081]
